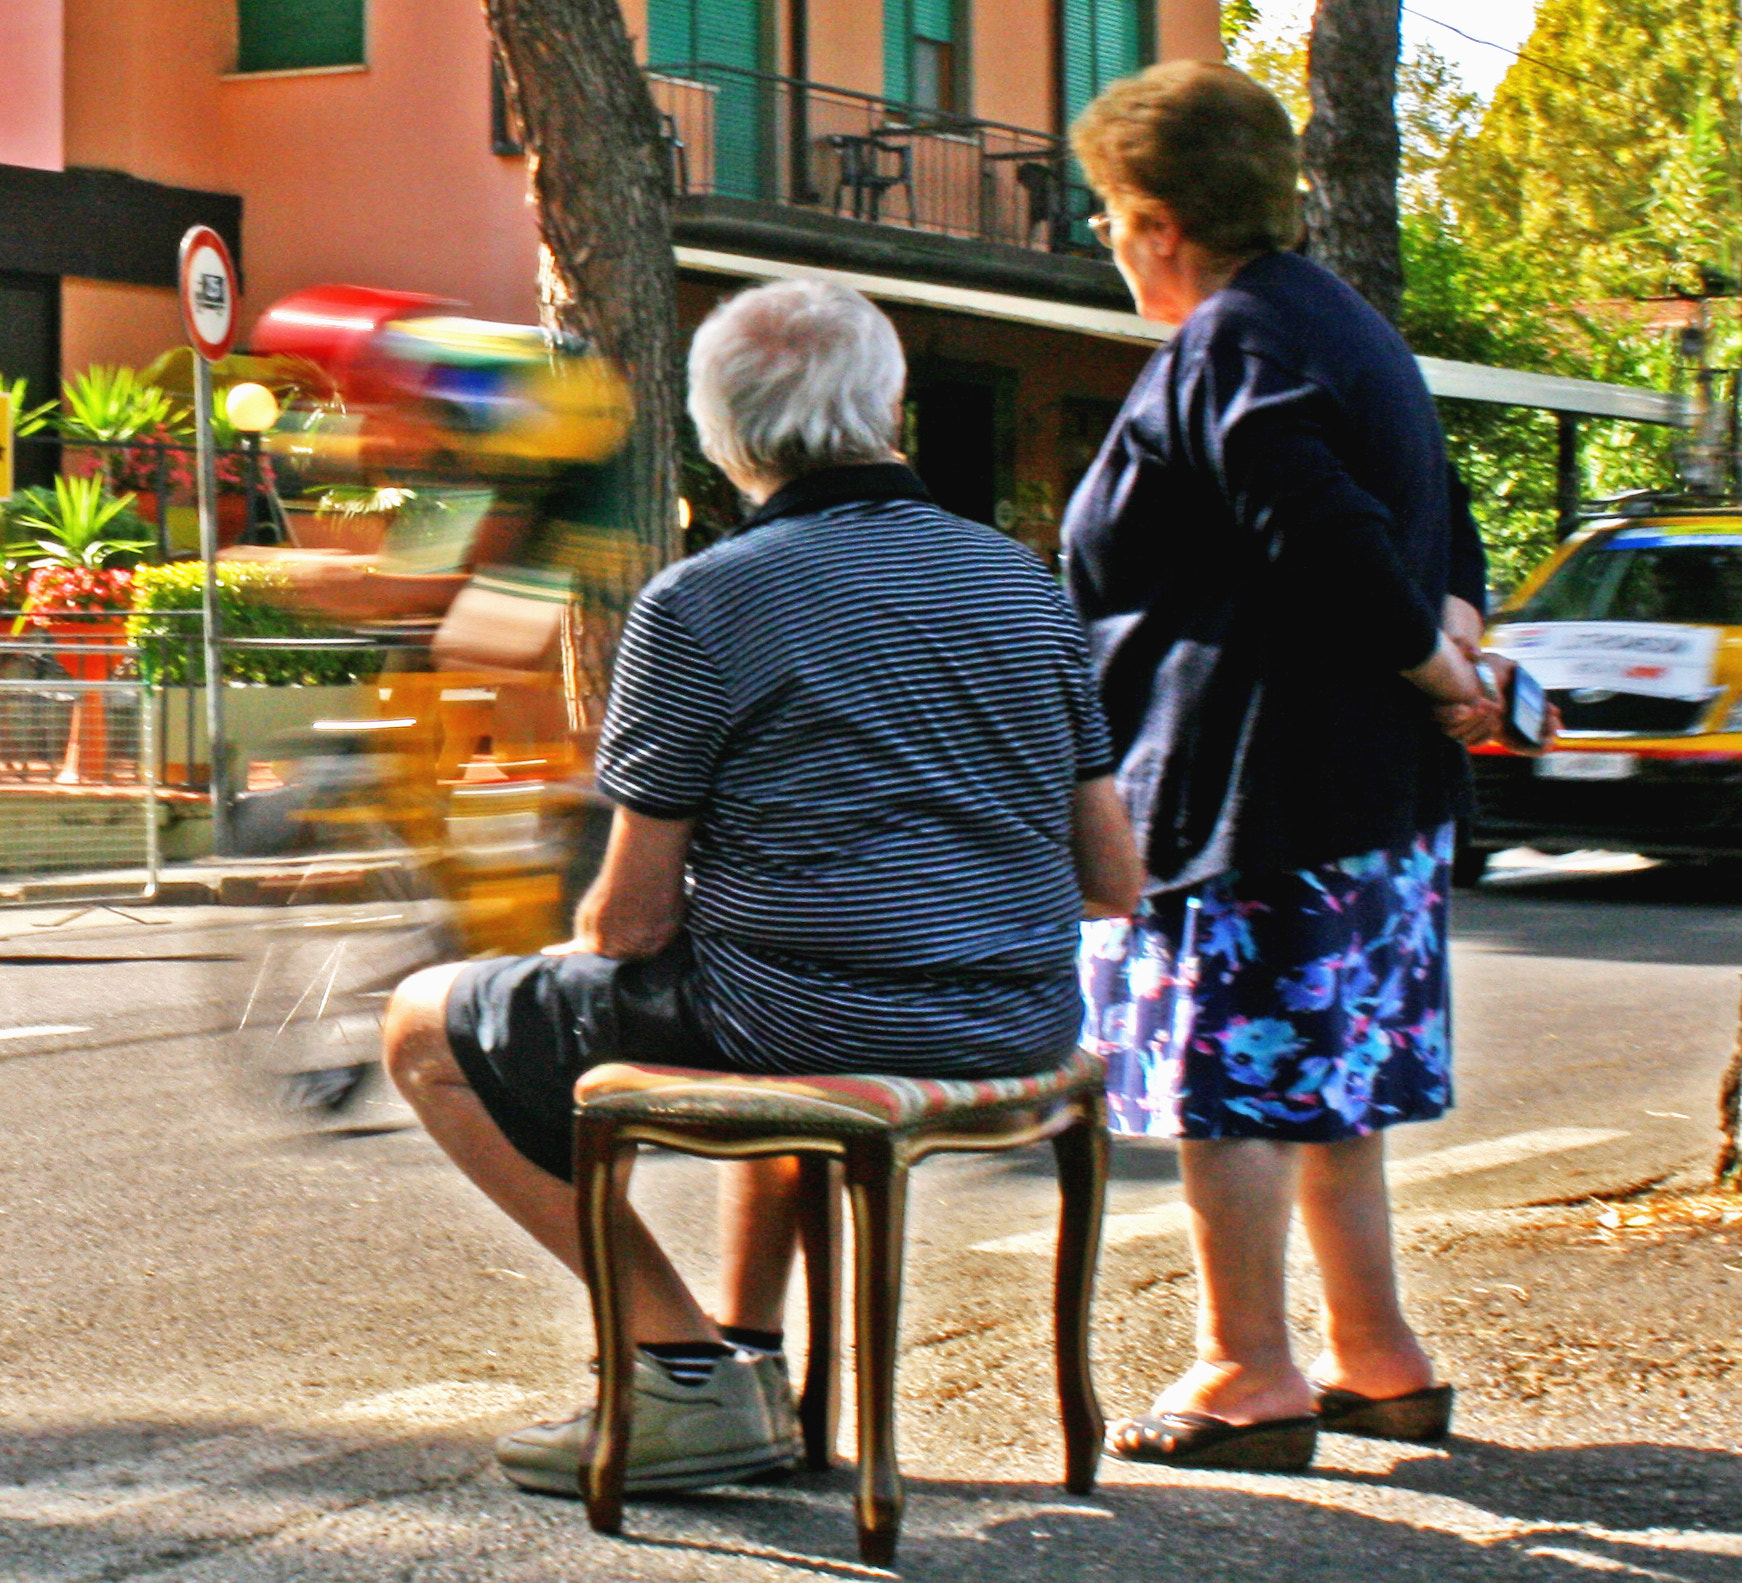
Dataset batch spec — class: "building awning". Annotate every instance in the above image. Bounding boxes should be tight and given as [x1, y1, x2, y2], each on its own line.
[0, 164, 243, 289]
[676, 245, 1685, 427]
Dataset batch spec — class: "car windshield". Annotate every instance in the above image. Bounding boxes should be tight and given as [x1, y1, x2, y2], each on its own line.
[1509, 529, 1742, 626]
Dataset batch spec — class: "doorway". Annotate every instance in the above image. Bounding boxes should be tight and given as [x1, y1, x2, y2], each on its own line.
[904, 360, 1015, 529]
[0, 272, 59, 490]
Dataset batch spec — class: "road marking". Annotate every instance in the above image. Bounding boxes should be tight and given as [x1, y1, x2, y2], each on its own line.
[971, 1126, 1630, 1255]
[0, 1023, 90, 1042]
[1387, 1127, 1628, 1187]
[323, 1380, 535, 1427]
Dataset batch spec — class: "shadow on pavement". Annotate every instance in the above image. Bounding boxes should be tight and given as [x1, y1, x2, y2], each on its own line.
[6, 1419, 1740, 1583]
[613, 1445, 1742, 1582]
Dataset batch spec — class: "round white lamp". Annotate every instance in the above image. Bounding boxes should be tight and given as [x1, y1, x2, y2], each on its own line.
[224, 381, 281, 433]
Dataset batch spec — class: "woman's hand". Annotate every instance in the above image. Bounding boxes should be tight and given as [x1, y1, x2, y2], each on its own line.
[1405, 631, 1504, 745]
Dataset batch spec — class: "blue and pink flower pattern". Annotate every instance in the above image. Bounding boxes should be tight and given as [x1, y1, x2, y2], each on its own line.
[1080, 822, 1455, 1140]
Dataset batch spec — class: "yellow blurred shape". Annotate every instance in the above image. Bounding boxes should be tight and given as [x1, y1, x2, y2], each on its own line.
[225, 381, 281, 432]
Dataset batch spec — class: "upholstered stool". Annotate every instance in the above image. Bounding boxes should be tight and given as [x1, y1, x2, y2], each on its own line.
[568, 1046, 1110, 1565]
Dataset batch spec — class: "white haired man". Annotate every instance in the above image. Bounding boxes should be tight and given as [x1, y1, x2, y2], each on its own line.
[383, 279, 1141, 1494]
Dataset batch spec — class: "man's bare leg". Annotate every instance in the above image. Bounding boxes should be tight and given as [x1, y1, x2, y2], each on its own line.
[716, 1158, 803, 1333]
[383, 963, 720, 1345]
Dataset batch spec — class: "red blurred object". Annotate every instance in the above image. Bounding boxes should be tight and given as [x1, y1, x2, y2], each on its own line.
[249, 284, 462, 401]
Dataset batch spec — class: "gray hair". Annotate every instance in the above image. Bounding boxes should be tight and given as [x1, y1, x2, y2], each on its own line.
[687, 279, 905, 484]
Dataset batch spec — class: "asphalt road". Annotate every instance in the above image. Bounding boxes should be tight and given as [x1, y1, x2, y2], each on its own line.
[1, 855, 1739, 1581]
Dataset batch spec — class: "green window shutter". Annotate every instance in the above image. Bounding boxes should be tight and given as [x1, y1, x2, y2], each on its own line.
[913, 0, 953, 43]
[648, 0, 758, 72]
[1060, 0, 1141, 126]
[646, 0, 695, 67]
[697, 0, 761, 71]
[236, 0, 365, 73]
[650, 0, 764, 198]
[884, 0, 914, 103]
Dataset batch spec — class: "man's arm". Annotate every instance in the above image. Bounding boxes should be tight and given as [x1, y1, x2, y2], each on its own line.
[549, 805, 694, 961]
[1074, 775, 1143, 919]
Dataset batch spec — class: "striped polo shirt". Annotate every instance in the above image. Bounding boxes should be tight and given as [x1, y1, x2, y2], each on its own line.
[595, 464, 1114, 1077]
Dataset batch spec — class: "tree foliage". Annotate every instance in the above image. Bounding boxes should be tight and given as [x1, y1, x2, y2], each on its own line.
[1447, 0, 1741, 301]
[1235, 0, 1728, 589]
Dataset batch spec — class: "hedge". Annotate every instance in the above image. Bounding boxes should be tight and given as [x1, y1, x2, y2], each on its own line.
[127, 562, 386, 687]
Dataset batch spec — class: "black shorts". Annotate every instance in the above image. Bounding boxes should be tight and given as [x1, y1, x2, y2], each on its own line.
[444, 936, 733, 1180]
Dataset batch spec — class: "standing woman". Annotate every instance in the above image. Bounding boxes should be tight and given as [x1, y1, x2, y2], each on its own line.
[1064, 61, 1505, 1471]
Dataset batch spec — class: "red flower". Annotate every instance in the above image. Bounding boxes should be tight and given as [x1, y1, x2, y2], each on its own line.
[111, 423, 274, 496]
[24, 565, 135, 624]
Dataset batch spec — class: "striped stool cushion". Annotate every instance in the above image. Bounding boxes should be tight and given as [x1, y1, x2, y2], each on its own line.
[574, 1046, 1105, 1134]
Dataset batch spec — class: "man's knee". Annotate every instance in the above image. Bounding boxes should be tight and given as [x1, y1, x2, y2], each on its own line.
[382, 962, 470, 1097]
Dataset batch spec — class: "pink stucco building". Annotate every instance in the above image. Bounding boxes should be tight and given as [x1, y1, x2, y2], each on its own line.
[2, 0, 1221, 548]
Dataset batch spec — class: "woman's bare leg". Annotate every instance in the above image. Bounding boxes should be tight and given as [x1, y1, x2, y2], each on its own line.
[1148, 1138, 1316, 1424]
[383, 964, 721, 1345]
[716, 1158, 804, 1333]
[1296, 1132, 1435, 1398]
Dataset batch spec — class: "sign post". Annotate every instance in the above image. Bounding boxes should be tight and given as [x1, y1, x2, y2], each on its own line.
[178, 225, 240, 855]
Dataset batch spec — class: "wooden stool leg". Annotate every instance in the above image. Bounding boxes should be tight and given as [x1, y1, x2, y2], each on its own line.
[844, 1136, 909, 1567]
[1052, 1093, 1109, 1495]
[796, 1154, 841, 1471]
[573, 1117, 636, 1534]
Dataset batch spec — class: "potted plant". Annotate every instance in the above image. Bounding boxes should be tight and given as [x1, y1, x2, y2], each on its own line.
[290, 483, 414, 554]
[9, 475, 152, 781]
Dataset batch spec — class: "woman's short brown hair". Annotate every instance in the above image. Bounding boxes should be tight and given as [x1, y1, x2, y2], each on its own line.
[1071, 60, 1301, 255]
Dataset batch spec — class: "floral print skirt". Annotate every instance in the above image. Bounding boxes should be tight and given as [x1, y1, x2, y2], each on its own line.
[1080, 823, 1455, 1141]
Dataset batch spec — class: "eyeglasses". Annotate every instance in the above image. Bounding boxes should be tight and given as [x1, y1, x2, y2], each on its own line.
[1087, 212, 1116, 249]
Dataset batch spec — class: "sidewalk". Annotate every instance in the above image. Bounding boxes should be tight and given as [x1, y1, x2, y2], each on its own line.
[6, 1182, 1738, 1581]
[0, 856, 404, 908]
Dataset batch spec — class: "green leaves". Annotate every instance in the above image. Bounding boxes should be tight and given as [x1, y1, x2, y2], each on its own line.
[127, 562, 385, 687]
[57, 365, 188, 444]
[6, 475, 153, 569]
[1449, 0, 1741, 302]
[2, 376, 58, 437]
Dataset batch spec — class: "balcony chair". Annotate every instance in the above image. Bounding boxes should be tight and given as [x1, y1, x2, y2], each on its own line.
[565, 1046, 1110, 1566]
[827, 132, 917, 225]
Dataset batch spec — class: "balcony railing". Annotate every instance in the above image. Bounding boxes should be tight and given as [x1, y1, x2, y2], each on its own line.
[646, 63, 1096, 256]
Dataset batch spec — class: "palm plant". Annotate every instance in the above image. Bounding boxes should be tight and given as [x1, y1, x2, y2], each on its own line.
[8, 475, 153, 568]
[57, 366, 186, 444]
[3, 375, 58, 436]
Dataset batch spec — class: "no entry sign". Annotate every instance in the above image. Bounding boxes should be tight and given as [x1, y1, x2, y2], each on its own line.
[178, 226, 239, 363]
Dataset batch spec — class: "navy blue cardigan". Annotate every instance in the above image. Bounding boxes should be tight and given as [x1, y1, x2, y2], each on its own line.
[1062, 251, 1486, 888]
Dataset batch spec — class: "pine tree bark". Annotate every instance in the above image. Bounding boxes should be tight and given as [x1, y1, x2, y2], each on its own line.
[1302, 0, 1403, 323]
[482, 0, 680, 566]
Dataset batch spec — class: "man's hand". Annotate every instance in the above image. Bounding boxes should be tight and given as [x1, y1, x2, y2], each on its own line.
[542, 805, 693, 961]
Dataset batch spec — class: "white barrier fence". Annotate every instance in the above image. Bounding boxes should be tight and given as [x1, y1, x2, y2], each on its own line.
[0, 649, 159, 903]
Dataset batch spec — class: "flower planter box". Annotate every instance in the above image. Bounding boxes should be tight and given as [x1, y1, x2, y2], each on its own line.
[133, 493, 251, 555]
[156, 682, 379, 789]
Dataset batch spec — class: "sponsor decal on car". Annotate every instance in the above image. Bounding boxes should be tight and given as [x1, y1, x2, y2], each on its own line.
[1487, 621, 1721, 703]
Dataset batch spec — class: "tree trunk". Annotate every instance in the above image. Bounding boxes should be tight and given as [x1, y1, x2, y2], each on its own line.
[483, 0, 680, 571]
[1302, 0, 1403, 323]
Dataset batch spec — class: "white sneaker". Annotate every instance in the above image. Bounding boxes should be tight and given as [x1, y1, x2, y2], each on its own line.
[742, 1349, 804, 1464]
[496, 1351, 796, 1495]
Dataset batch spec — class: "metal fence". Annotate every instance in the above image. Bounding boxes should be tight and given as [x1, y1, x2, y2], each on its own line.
[6, 430, 277, 559]
[647, 62, 1094, 254]
[0, 638, 157, 900]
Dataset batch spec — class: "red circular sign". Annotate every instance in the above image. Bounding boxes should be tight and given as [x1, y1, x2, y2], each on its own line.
[178, 225, 240, 363]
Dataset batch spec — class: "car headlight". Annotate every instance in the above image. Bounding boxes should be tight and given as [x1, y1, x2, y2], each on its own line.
[1725, 693, 1742, 733]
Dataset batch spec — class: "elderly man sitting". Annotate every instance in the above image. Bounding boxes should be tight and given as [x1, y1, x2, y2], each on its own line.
[383, 279, 1139, 1494]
